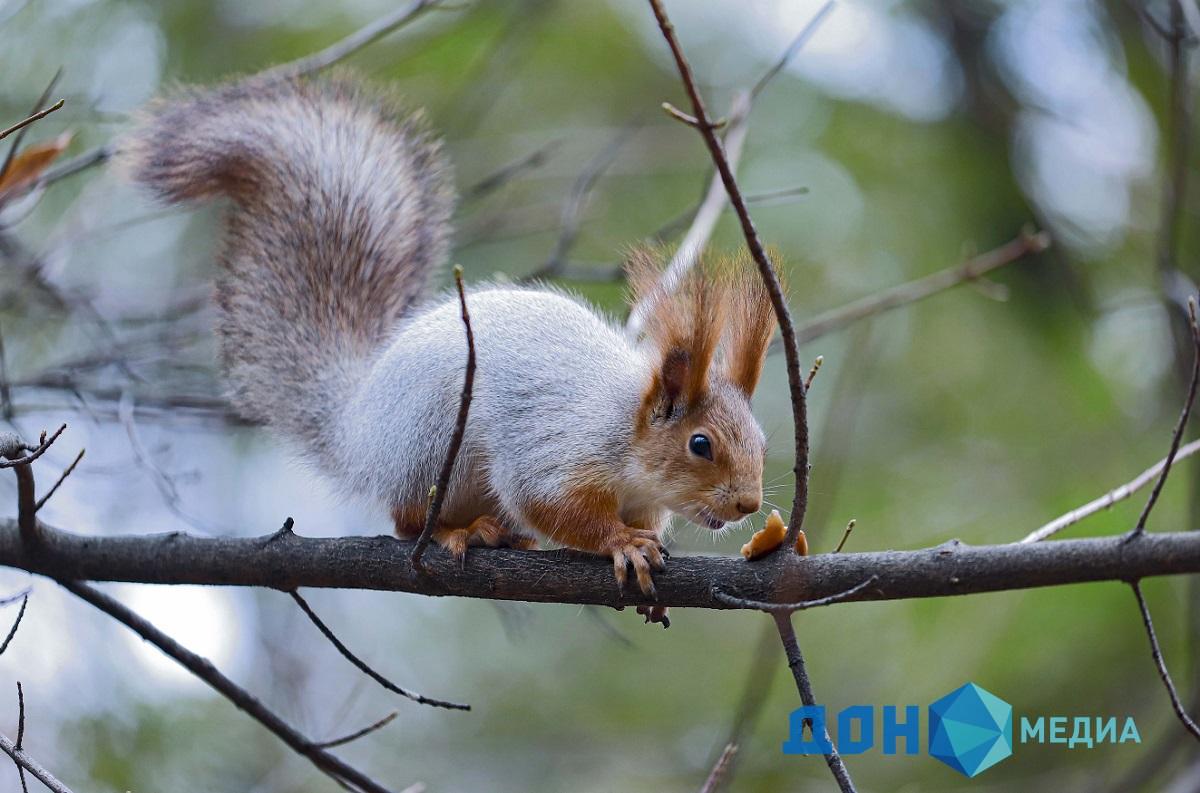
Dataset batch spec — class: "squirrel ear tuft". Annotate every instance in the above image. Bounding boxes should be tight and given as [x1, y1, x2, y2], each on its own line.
[659, 348, 690, 412]
[723, 250, 782, 397]
[626, 246, 727, 407]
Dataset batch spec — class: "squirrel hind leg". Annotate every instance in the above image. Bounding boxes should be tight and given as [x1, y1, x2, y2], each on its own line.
[393, 506, 538, 558]
[433, 516, 540, 558]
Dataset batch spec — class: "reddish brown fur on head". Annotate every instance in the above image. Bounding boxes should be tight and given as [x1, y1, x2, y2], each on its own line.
[626, 248, 783, 528]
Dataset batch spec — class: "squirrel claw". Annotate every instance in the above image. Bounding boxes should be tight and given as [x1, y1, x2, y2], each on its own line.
[609, 533, 664, 596]
[637, 605, 671, 628]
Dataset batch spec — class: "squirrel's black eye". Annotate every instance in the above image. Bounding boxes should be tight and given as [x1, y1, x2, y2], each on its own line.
[688, 433, 713, 460]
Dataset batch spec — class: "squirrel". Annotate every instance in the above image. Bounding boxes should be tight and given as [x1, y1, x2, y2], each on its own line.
[116, 73, 777, 598]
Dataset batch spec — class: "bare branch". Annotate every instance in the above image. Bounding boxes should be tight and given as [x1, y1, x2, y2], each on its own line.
[314, 712, 399, 750]
[412, 266, 476, 571]
[8, 519, 1199, 609]
[0, 424, 66, 468]
[463, 140, 561, 201]
[0, 591, 28, 656]
[289, 590, 469, 711]
[646, 0, 811, 552]
[1131, 581, 1200, 742]
[33, 448, 84, 513]
[790, 230, 1050, 347]
[626, 91, 750, 336]
[750, 1, 836, 101]
[627, 0, 831, 336]
[529, 120, 641, 281]
[0, 69, 61, 184]
[804, 356, 823, 391]
[1021, 437, 1200, 543]
[60, 580, 409, 793]
[832, 519, 856, 554]
[712, 575, 877, 614]
[772, 612, 856, 792]
[1126, 295, 1200, 542]
[262, 0, 442, 79]
[698, 742, 737, 793]
[0, 682, 72, 793]
[0, 100, 64, 142]
[0, 426, 66, 546]
[661, 101, 725, 129]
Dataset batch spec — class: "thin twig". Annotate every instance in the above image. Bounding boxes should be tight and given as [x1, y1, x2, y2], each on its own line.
[698, 742, 738, 793]
[647, 0, 811, 552]
[0, 592, 28, 656]
[1131, 580, 1200, 742]
[412, 267, 476, 571]
[789, 230, 1050, 347]
[0, 100, 64, 143]
[750, 1, 835, 100]
[529, 120, 641, 280]
[804, 356, 823, 390]
[627, 92, 750, 336]
[0, 69, 61, 183]
[833, 519, 856, 553]
[463, 140, 561, 201]
[289, 590, 469, 711]
[1021, 437, 1200, 543]
[1126, 296, 1200, 542]
[14, 682, 27, 793]
[1, 717, 71, 793]
[60, 580, 407, 793]
[0, 731, 70, 793]
[314, 712, 399, 750]
[771, 613, 856, 792]
[33, 448, 84, 512]
[661, 101, 725, 129]
[0, 424, 65, 468]
[15, 684, 23, 750]
[262, 0, 441, 79]
[712, 576, 877, 614]
[0, 426, 65, 546]
[26, 144, 110, 192]
[628, 0, 832, 335]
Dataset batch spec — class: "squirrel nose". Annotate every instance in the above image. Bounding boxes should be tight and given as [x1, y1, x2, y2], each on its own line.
[735, 497, 760, 515]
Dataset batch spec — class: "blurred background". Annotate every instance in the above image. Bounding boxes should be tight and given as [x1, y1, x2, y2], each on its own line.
[0, 0, 1197, 790]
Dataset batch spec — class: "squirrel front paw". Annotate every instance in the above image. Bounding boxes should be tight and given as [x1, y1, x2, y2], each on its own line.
[606, 528, 665, 596]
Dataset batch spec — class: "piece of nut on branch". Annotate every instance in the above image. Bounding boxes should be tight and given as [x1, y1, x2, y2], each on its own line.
[741, 509, 808, 560]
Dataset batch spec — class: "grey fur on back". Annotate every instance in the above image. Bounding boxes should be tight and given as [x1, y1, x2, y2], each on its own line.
[117, 74, 454, 456]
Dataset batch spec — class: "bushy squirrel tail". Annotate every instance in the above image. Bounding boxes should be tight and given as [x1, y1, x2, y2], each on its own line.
[117, 73, 455, 455]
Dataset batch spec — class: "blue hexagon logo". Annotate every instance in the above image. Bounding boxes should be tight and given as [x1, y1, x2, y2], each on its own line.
[928, 683, 1013, 777]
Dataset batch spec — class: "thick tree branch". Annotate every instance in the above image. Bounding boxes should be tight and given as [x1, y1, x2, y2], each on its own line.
[3, 521, 1198, 608]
